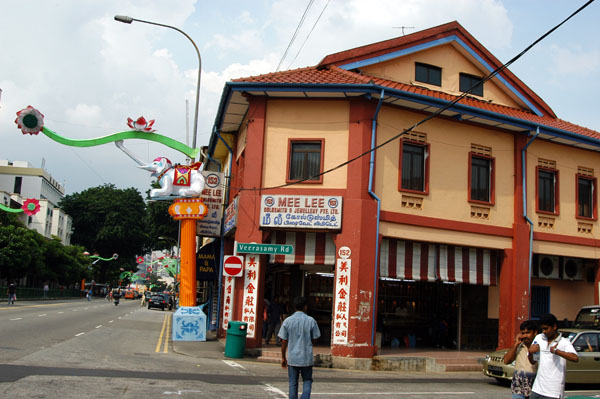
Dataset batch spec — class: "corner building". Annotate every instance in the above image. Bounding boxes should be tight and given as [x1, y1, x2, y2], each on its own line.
[206, 22, 600, 359]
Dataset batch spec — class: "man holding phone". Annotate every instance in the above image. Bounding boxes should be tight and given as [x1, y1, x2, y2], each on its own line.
[504, 320, 538, 399]
[528, 313, 578, 399]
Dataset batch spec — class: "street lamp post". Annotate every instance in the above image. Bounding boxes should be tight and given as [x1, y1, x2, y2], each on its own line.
[114, 15, 201, 156]
[115, 15, 202, 309]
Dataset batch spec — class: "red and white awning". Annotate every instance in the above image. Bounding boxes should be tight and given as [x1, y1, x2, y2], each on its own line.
[379, 239, 437, 281]
[270, 231, 335, 265]
[380, 238, 498, 286]
[439, 245, 498, 286]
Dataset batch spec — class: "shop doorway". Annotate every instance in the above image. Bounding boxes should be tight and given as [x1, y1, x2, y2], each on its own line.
[265, 264, 334, 344]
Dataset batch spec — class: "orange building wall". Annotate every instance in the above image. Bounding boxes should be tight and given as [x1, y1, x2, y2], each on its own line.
[361, 44, 523, 110]
[375, 106, 514, 231]
[531, 278, 595, 320]
[527, 139, 600, 239]
[262, 99, 349, 189]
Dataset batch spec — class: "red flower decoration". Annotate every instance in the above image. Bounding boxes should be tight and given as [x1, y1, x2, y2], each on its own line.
[127, 116, 156, 132]
[15, 106, 44, 135]
[22, 198, 40, 216]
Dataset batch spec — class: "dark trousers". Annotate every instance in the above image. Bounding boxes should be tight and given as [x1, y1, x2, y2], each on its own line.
[288, 365, 313, 399]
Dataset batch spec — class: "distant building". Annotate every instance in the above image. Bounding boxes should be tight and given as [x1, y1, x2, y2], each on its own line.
[0, 159, 72, 244]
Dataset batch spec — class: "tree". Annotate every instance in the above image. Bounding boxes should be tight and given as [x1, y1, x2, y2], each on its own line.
[60, 184, 147, 283]
[0, 225, 43, 281]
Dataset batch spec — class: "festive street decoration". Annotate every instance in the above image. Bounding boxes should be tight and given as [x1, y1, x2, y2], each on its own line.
[0, 197, 41, 216]
[139, 157, 205, 198]
[15, 106, 44, 135]
[127, 116, 155, 132]
[14, 106, 199, 159]
[119, 271, 133, 280]
[168, 198, 208, 219]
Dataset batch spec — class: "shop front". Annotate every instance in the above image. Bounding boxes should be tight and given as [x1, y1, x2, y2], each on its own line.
[378, 238, 500, 350]
[266, 230, 337, 344]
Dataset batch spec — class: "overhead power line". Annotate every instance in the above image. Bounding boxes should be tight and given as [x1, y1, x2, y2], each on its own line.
[286, 0, 331, 70]
[235, 0, 596, 192]
[276, 0, 315, 71]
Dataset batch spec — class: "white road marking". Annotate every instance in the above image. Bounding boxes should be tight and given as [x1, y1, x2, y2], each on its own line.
[38, 314, 47, 317]
[10, 318, 22, 321]
[118, 317, 122, 319]
[58, 311, 64, 314]
[95, 325, 102, 329]
[75, 332, 85, 337]
[162, 390, 204, 395]
[72, 309, 78, 312]
[84, 308, 89, 310]
[263, 384, 287, 398]
[222, 360, 246, 369]
[311, 392, 475, 396]
[108, 320, 114, 323]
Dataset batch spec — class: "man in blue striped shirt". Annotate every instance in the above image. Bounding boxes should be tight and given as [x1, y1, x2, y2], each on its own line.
[279, 296, 321, 399]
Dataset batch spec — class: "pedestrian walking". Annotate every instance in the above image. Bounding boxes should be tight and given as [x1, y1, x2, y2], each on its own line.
[278, 296, 321, 399]
[7, 281, 17, 305]
[529, 313, 578, 399]
[504, 320, 538, 399]
[265, 296, 284, 345]
[43, 283, 49, 299]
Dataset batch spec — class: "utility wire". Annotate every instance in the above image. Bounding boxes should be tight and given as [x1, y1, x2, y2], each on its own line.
[286, 0, 331, 70]
[276, 0, 315, 71]
[232, 0, 595, 192]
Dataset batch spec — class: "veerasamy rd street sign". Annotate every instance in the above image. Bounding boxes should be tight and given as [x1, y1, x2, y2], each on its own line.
[236, 242, 294, 255]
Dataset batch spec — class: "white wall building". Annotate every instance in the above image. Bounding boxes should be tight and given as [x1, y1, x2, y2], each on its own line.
[0, 160, 72, 244]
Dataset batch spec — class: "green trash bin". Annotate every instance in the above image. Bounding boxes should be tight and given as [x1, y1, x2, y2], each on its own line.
[224, 321, 248, 358]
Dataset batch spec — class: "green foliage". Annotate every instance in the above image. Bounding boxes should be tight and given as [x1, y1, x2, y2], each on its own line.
[145, 199, 178, 253]
[60, 184, 148, 284]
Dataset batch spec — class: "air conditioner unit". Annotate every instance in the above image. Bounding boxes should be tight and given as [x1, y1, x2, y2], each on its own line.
[562, 257, 584, 281]
[534, 255, 560, 279]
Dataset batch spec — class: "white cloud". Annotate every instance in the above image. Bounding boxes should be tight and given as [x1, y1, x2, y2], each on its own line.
[65, 104, 103, 126]
[549, 45, 600, 76]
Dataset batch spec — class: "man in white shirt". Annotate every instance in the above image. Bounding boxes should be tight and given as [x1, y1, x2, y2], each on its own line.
[529, 313, 578, 399]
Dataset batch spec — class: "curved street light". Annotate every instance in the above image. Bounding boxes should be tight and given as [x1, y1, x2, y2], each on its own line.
[114, 15, 202, 160]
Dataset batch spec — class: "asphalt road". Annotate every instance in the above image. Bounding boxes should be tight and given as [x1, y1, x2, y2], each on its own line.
[1, 298, 599, 399]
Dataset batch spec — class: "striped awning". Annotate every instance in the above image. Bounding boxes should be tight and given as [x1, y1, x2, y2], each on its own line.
[439, 245, 498, 285]
[380, 238, 498, 286]
[270, 231, 336, 265]
[380, 239, 437, 281]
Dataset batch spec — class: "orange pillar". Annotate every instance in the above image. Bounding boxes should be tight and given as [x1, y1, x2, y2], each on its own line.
[179, 219, 197, 307]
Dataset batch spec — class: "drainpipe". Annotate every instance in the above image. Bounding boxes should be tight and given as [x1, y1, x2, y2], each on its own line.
[213, 127, 234, 330]
[369, 90, 385, 347]
[522, 127, 539, 318]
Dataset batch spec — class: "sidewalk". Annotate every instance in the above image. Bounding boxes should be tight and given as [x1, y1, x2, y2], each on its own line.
[172, 334, 487, 373]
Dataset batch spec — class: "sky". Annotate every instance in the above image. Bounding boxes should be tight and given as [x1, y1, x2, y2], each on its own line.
[1, 0, 599, 196]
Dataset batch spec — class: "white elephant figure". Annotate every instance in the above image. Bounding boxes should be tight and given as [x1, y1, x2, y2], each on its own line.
[139, 157, 205, 198]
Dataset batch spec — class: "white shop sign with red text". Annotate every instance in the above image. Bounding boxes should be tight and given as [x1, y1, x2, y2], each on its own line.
[259, 195, 342, 229]
[241, 255, 260, 338]
[222, 276, 235, 330]
[332, 258, 351, 344]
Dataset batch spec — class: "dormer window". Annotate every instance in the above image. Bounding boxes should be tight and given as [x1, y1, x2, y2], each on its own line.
[415, 63, 441, 86]
[459, 73, 484, 96]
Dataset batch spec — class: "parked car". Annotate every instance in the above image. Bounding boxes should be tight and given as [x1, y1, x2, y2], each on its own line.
[573, 305, 600, 329]
[482, 328, 600, 384]
[148, 294, 167, 311]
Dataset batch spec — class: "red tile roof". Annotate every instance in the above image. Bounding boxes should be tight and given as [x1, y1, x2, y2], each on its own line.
[233, 65, 600, 140]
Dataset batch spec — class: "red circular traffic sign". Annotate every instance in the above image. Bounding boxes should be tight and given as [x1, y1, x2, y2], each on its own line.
[223, 255, 244, 277]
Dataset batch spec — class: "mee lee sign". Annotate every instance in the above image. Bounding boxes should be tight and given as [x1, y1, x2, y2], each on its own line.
[259, 195, 343, 230]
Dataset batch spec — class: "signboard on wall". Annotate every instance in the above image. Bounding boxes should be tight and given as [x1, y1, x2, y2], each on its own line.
[196, 171, 224, 238]
[222, 276, 235, 330]
[241, 255, 260, 338]
[259, 195, 342, 229]
[223, 196, 239, 236]
[332, 258, 351, 345]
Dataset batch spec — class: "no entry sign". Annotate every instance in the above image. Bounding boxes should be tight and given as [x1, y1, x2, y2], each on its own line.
[223, 255, 244, 277]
